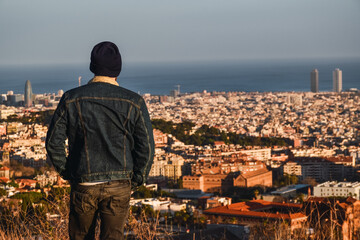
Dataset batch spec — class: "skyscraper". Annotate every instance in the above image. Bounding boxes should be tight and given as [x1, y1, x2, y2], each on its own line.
[310, 69, 319, 93]
[333, 68, 342, 93]
[24, 80, 33, 107]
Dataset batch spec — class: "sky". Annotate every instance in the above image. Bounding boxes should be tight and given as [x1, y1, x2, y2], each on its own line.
[0, 0, 360, 65]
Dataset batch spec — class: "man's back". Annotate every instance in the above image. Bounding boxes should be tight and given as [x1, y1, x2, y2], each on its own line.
[47, 80, 153, 184]
[45, 42, 154, 240]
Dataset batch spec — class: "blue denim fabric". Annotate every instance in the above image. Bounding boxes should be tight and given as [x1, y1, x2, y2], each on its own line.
[46, 82, 155, 186]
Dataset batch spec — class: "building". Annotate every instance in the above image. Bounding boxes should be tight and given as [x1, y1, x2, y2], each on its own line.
[15, 179, 37, 188]
[333, 68, 342, 93]
[34, 171, 59, 187]
[261, 184, 310, 202]
[204, 200, 307, 231]
[283, 161, 302, 176]
[191, 158, 266, 176]
[0, 150, 10, 165]
[0, 108, 15, 120]
[199, 196, 232, 209]
[286, 94, 303, 106]
[238, 148, 271, 161]
[233, 168, 272, 188]
[183, 168, 272, 193]
[57, 89, 64, 97]
[313, 181, 360, 200]
[130, 198, 186, 215]
[153, 129, 168, 147]
[24, 80, 33, 108]
[149, 151, 185, 180]
[0, 166, 10, 179]
[283, 156, 356, 182]
[311, 69, 319, 93]
[0, 125, 6, 135]
[7, 94, 23, 106]
[183, 173, 234, 193]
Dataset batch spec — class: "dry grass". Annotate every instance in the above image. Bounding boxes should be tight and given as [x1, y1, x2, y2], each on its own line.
[0, 193, 69, 240]
[0, 192, 172, 240]
[125, 209, 172, 240]
[0, 193, 357, 240]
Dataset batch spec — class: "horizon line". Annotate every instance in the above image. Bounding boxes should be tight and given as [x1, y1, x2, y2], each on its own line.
[1, 56, 360, 67]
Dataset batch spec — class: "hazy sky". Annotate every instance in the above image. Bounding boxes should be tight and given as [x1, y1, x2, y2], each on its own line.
[0, 0, 359, 65]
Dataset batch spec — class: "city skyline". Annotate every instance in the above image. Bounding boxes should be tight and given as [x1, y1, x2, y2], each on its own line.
[1, 79, 360, 238]
[1, 58, 359, 95]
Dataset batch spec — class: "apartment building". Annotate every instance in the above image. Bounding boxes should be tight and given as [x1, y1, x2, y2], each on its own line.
[238, 148, 271, 161]
[283, 156, 355, 181]
[149, 151, 185, 180]
[313, 181, 360, 200]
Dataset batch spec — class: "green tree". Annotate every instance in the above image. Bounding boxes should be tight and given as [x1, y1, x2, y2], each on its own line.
[132, 185, 153, 199]
[0, 188, 6, 196]
[8, 180, 19, 188]
[174, 210, 191, 225]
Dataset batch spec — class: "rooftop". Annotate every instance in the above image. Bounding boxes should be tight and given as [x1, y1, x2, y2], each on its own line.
[315, 181, 360, 188]
[204, 200, 305, 221]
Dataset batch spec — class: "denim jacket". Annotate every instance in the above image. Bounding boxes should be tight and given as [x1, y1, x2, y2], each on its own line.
[45, 79, 155, 186]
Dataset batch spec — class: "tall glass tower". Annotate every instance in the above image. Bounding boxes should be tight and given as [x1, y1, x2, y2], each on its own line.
[310, 69, 319, 93]
[333, 68, 342, 93]
[25, 80, 33, 107]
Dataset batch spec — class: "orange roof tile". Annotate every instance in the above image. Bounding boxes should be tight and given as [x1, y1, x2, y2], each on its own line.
[204, 200, 305, 221]
[0, 177, 9, 183]
[225, 200, 301, 211]
[204, 200, 306, 220]
[16, 179, 37, 184]
[204, 206, 306, 221]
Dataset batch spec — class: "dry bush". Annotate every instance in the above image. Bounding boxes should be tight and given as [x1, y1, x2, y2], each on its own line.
[0, 191, 69, 240]
[0, 193, 172, 240]
[1, 192, 350, 240]
[248, 216, 344, 240]
[125, 209, 172, 240]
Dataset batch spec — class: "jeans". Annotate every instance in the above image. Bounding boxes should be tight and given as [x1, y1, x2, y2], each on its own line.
[69, 180, 131, 240]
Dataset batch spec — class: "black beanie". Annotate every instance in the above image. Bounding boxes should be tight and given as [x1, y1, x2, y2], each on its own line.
[90, 41, 122, 77]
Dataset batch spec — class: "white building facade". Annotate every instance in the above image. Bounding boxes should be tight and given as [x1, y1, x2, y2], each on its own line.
[313, 181, 360, 200]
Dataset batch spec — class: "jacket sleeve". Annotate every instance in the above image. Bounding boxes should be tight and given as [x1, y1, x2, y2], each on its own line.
[45, 94, 69, 179]
[131, 98, 155, 188]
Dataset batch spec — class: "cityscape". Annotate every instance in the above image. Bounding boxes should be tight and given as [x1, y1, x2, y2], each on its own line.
[0, 67, 360, 239]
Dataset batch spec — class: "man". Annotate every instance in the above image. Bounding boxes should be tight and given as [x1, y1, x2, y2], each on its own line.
[46, 41, 155, 240]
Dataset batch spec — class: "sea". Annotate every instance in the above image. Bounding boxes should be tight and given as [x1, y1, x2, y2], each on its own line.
[0, 58, 359, 95]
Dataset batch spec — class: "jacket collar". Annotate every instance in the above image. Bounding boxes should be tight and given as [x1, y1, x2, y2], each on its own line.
[88, 76, 119, 86]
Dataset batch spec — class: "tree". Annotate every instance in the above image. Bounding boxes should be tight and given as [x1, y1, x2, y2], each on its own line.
[296, 193, 305, 203]
[254, 189, 259, 199]
[302, 177, 318, 187]
[0, 188, 6, 196]
[174, 210, 191, 225]
[8, 180, 19, 188]
[152, 118, 290, 147]
[132, 185, 153, 199]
